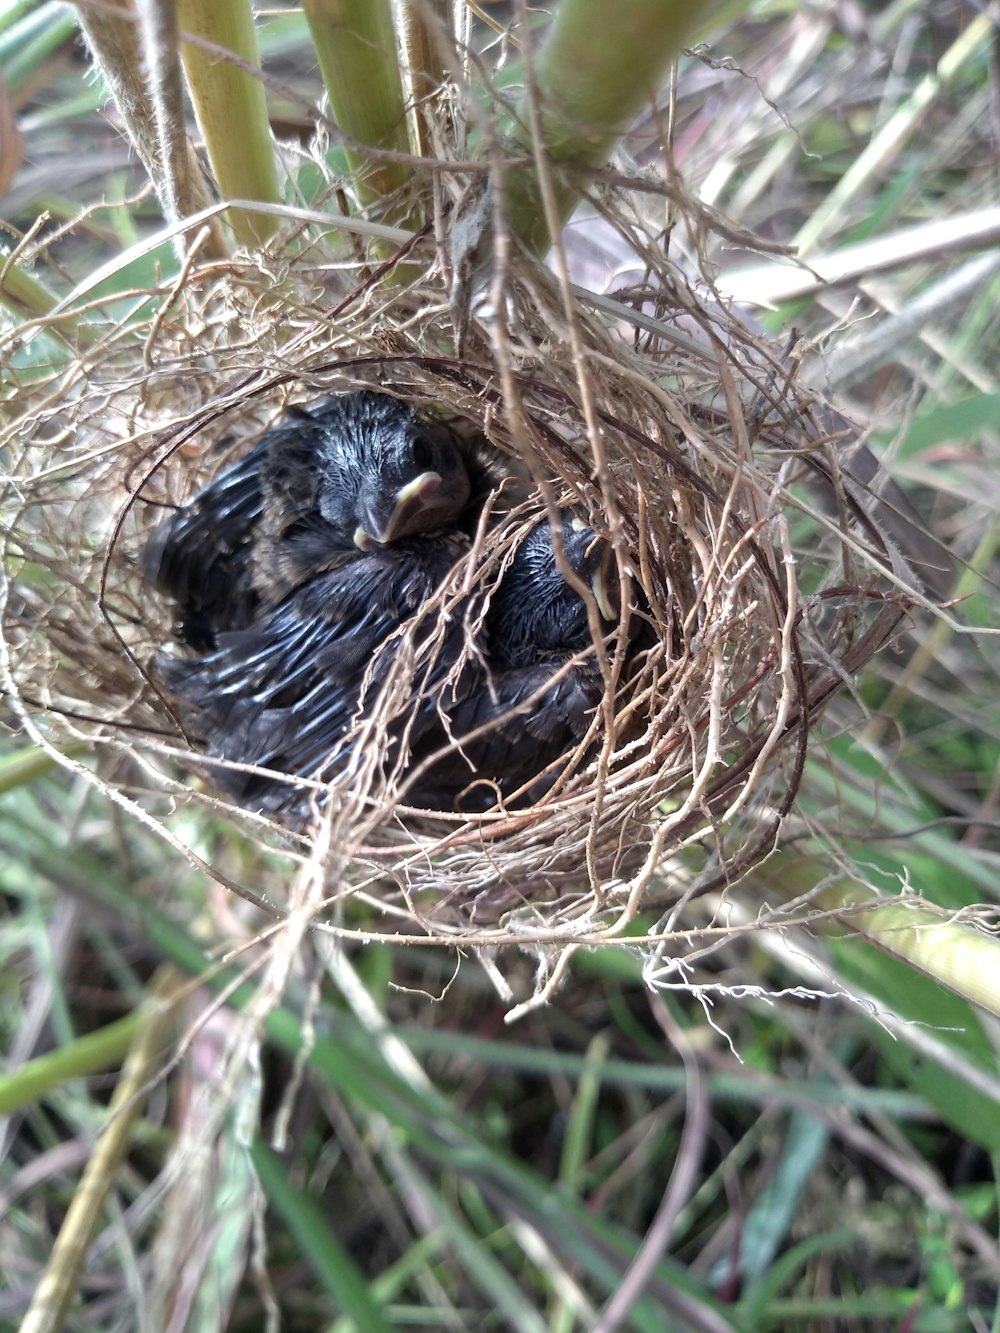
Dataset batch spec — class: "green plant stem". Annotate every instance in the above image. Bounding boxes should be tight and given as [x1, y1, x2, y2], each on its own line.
[505, 0, 703, 255]
[0, 252, 57, 320]
[302, 0, 413, 210]
[18, 968, 187, 1333]
[0, 1011, 138, 1116]
[757, 855, 1000, 1019]
[177, 0, 282, 247]
[0, 251, 86, 348]
[0, 742, 88, 797]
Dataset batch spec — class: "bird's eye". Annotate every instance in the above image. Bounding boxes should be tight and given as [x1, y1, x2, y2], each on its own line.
[411, 435, 435, 471]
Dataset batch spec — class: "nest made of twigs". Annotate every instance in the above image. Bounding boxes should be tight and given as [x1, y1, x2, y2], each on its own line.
[0, 183, 914, 937]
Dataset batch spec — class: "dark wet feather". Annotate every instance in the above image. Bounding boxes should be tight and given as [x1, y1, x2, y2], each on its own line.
[402, 516, 613, 810]
[158, 534, 468, 812]
[143, 439, 266, 650]
[146, 391, 617, 818]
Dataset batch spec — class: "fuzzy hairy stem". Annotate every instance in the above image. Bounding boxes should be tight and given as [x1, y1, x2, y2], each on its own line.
[76, 0, 218, 241]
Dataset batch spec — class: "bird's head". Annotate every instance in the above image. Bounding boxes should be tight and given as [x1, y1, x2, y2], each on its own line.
[486, 513, 619, 665]
[521, 514, 617, 623]
[311, 393, 471, 550]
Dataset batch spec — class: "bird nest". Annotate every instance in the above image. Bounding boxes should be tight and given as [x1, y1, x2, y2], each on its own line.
[1, 201, 916, 943]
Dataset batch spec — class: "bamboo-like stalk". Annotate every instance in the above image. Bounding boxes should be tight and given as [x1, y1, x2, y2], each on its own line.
[505, 0, 705, 255]
[176, 0, 282, 248]
[302, 0, 414, 211]
[396, 0, 451, 160]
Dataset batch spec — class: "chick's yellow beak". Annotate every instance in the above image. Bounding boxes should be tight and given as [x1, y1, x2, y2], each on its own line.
[353, 471, 443, 549]
[591, 544, 617, 621]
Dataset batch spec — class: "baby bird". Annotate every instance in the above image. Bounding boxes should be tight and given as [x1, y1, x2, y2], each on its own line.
[157, 531, 470, 812]
[403, 515, 618, 811]
[145, 392, 495, 649]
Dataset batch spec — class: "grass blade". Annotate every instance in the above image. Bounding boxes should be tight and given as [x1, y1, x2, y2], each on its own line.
[251, 1139, 395, 1332]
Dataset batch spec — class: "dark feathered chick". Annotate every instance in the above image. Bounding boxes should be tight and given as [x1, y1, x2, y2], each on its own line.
[145, 392, 498, 649]
[483, 515, 616, 665]
[146, 391, 624, 819]
[254, 392, 476, 602]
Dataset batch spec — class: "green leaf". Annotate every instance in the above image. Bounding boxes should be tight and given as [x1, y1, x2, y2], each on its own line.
[251, 1139, 395, 1332]
[827, 940, 1000, 1154]
[878, 393, 1000, 459]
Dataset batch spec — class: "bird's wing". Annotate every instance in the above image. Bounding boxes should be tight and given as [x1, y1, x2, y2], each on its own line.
[159, 540, 465, 810]
[144, 438, 269, 647]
